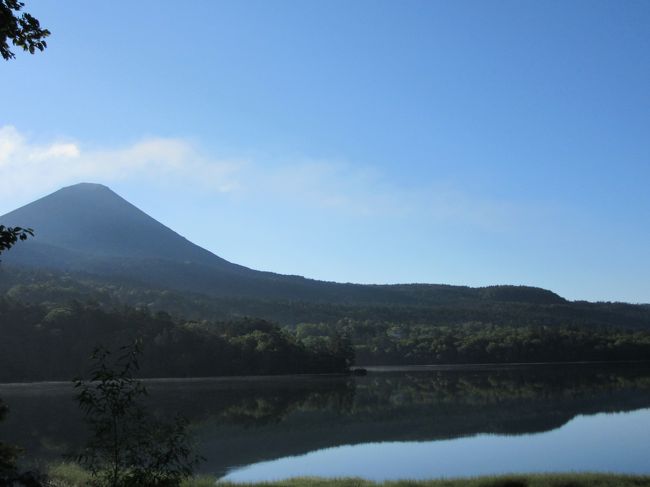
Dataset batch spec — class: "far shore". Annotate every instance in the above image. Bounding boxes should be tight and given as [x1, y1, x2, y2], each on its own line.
[1, 359, 649, 387]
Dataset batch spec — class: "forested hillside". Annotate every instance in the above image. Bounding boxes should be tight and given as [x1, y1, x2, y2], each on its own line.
[2, 183, 650, 382]
[2, 266, 649, 329]
[1, 288, 650, 382]
[0, 298, 353, 382]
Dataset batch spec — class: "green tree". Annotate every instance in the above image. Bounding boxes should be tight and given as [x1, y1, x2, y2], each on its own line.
[0, 226, 37, 484]
[74, 340, 201, 487]
[0, 400, 19, 477]
[1, 0, 43, 253]
[1, 3, 44, 473]
[0, 225, 33, 258]
[1, 0, 49, 60]
[0, 399, 44, 486]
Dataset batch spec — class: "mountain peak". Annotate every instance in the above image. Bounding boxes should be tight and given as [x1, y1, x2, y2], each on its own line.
[61, 182, 113, 192]
[0, 183, 232, 269]
[2, 182, 139, 232]
[54, 182, 122, 201]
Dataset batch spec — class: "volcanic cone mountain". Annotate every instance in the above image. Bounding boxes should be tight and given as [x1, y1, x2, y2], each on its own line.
[0, 183, 565, 305]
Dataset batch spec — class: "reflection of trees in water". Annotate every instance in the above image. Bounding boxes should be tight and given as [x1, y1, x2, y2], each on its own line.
[173, 365, 650, 475]
[216, 383, 356, 427]
[141, 377, 356, 429]
[342, 366, 650, 437]
[2, 364, 650, 475]
[340, 365, 650, 419]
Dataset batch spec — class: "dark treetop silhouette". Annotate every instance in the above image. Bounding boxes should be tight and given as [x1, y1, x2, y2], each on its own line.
[0, 0, 49, 60]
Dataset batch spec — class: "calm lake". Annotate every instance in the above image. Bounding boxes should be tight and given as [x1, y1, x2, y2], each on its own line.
[1, 363, 650, 480]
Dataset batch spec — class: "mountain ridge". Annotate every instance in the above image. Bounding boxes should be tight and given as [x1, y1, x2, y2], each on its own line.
[0, 183, 566, 306]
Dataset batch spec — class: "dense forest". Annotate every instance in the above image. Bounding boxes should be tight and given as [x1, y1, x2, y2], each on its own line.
[0, 298, 354, 382]
[297, 320, 650, 365]
[1, 289, 650, 382]
[2, 266, 650, 329]
[2, 262, 650, 383]
[1, 264, 650, 383]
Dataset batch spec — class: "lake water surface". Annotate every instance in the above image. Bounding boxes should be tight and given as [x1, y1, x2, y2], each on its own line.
[2, 363, 650, 480]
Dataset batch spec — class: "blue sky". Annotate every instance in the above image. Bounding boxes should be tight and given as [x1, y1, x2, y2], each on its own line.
[1, 0, 649, 302]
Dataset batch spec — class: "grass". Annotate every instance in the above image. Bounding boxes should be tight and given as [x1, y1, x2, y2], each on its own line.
[214, 476, 650, 487]
[47, 462, 92, 486]
[46, 466, 650, 487]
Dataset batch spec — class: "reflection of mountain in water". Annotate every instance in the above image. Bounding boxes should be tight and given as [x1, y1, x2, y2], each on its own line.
[2, 364, 650, 476]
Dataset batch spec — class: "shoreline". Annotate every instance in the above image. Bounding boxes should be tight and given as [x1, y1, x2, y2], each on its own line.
[361, 358, 650, 372]
[47, 468, 650, 487]
[1, 359, 649, 387]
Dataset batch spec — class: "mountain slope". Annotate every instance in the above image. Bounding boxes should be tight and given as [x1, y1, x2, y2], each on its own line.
[0, 183, 565, 305]
[1, 183, 246, 269]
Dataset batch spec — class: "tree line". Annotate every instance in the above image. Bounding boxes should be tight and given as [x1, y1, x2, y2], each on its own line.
[0, 298, 354, 383]
[2, 266, 650, 329]
[297, 320, 650, 365]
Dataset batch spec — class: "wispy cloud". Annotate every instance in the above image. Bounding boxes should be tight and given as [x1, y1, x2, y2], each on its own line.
[0, 125, 515, 229]
[0, 126, 241, 201]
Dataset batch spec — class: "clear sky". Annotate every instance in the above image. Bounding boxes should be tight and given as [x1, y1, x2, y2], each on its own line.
[1, 0, 649, 303]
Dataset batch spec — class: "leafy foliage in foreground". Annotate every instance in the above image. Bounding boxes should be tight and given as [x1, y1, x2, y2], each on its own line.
[74, 341, 201, 486]
[0, 400, 20, 478]
[0, 398, 45, 486]
[0, 225, 33, 257]
[0, 0, 50, 60]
